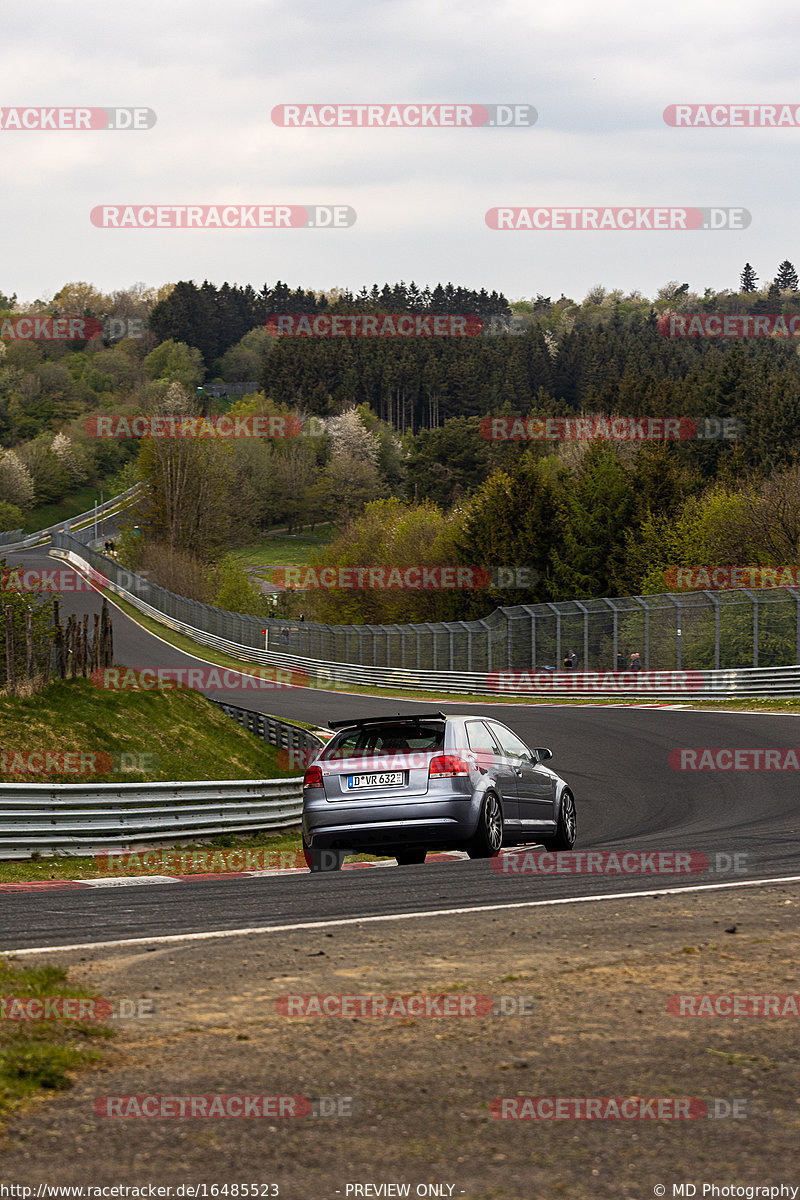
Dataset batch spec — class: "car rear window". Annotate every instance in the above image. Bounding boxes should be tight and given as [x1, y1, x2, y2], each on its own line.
[321, 724, 445, 760]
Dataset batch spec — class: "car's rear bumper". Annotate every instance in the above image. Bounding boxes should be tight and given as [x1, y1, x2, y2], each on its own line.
[303, 795, 479, 851]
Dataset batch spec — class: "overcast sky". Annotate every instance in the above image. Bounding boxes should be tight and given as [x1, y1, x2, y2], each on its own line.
[2, 0, 799, 306]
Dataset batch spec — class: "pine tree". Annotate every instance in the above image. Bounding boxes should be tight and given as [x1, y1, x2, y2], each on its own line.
[775, 261, 799, 291]
[739, 263, 758, 293]
[766, 282, 783, 311]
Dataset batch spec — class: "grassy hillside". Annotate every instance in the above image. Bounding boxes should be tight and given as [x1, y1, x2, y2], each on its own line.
[22, 485, 110, 534]
[0, 678, 299, 784]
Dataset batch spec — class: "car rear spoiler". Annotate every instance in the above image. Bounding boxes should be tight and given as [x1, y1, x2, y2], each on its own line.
[327, 711, 447, 731]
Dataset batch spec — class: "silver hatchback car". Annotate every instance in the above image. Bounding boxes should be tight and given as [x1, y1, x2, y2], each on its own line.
[301, 711, 577, 871]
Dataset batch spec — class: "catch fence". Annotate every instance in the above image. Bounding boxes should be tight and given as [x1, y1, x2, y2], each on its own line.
[49, 534, 800, 673]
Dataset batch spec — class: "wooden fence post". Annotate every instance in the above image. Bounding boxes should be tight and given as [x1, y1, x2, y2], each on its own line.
[5, 605, 15, 695]
[25, 608, 34, 680]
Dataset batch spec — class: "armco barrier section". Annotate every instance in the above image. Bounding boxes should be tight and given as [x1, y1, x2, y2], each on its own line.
[0, 778, 304, 859]
[211, 700, 325, 760]
[47, 545, 800, 697]
[0, 484, 141, 553]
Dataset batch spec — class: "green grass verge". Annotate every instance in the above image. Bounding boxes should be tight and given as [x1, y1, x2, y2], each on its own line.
[0, 828, 308, 883]
[22, 485, 111, 535]
[0, 674, 339, 883]
[0, 678, 301, 785]
[0, 958, 112, 1126]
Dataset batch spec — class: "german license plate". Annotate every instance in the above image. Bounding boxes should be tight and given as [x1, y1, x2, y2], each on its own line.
[347, 772, 404, 789]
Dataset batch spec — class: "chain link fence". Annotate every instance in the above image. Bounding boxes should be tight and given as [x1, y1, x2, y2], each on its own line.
[50, 534, 800, 671]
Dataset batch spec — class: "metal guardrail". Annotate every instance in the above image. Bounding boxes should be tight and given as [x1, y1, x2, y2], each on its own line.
[0, 777, 304, 859]
[198, 382, 260, 398]
[0, 529, 23, 547]
[46, 545, 800, 697]
[211, 701, 326, 760]
[0, 484, 142, 553]
[0, 703, 324, 859]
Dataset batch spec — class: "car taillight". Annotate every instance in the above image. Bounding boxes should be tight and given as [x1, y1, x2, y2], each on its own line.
[428, 754, 469, 778]
[303, 764, 324, 789]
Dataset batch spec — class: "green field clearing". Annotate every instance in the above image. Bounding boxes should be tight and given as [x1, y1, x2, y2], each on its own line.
[227, 527, 333, 573]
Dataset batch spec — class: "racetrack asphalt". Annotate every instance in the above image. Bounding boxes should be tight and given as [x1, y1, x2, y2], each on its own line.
[2, 547, 799, 952]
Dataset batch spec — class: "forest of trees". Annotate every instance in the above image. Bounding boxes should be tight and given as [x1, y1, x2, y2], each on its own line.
[2, 268, 800, 623]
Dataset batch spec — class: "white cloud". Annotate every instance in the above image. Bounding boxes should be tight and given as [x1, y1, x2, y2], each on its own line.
[1, 0, 799, 302]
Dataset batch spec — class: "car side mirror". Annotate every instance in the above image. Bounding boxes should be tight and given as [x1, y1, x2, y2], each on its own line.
[534, 747, 553, 762]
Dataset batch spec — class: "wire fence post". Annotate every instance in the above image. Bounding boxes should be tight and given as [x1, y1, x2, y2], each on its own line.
[790, 588, 800, 664]
[575, 601, 588, 669]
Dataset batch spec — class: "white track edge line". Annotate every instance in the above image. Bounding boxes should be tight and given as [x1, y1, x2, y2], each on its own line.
[4, 874, 799, 955]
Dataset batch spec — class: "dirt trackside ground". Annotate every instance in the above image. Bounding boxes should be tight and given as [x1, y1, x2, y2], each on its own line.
[1, 884, 798, 1199]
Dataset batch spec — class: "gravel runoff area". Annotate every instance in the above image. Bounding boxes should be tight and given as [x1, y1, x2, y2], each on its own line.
[1, 882, 798, 1200]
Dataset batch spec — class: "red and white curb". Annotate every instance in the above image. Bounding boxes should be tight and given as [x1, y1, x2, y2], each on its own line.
[0, 850, 481, 892]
